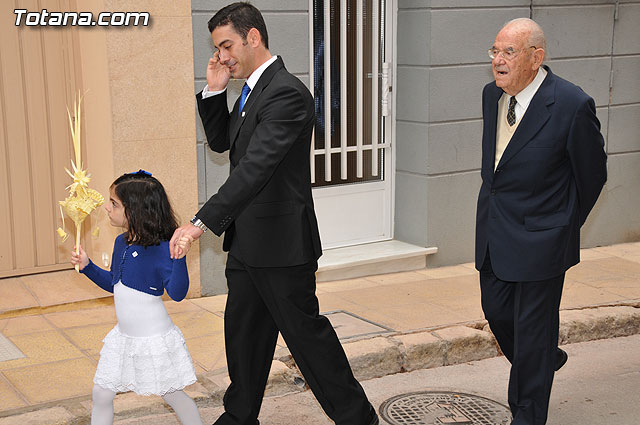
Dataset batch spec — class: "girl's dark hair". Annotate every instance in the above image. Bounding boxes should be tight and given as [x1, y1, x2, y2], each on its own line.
[111, 171, 179, 246]
[208, 2, 269, 49]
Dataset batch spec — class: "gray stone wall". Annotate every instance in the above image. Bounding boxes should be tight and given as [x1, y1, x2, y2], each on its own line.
[396, 0, 640, 267]
[191, 1, 310, 294]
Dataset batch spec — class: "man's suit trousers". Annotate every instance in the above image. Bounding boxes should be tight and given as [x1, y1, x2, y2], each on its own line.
[480, 251, 564, 425]
[214, 254, 371, 425]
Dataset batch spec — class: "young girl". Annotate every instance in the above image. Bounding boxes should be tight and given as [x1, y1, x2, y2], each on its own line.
[71, 170, 202, 425]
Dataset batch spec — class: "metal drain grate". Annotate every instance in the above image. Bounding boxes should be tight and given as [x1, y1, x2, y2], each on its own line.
[0, 332, 25, 362]
[380, 391, 511, 425]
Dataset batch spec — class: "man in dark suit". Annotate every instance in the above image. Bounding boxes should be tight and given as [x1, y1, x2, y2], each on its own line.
[475, 18, 607, 425]
[170, 3, 377, 425]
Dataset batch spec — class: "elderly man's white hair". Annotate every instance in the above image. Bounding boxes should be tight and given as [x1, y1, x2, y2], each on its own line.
[502, 18, 547, 59]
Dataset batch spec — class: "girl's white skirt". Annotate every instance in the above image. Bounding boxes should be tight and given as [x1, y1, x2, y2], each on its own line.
[94, 324, 197, 396]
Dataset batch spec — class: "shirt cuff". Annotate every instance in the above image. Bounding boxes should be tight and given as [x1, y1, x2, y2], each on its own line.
[202, 85, 226, 99]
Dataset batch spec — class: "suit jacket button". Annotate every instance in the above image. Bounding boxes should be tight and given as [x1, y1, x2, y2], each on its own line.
[495, 169, 501, 173]
[491, 189, 496, 195]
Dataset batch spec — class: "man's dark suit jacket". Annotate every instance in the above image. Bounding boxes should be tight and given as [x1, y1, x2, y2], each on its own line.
[475, 66, 607, 282]
[195, 57, 322, 268]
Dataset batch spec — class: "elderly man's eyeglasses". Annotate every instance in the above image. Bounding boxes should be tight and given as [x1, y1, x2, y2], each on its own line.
[488, 46, 537, 60]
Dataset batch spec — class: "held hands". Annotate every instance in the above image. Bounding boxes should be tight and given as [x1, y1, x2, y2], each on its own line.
[207, 50, 231, 92]
[71, 245, 89, 271]
[170, 224, 204, 260]
[177, 235, 195, 257]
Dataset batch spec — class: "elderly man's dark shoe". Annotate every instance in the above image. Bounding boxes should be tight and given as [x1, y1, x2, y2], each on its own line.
[365, 405, 379, 425]
[555, 348, 568, 371]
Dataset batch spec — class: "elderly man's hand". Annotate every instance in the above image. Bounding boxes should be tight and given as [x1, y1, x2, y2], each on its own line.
[170, 224, 204, 259]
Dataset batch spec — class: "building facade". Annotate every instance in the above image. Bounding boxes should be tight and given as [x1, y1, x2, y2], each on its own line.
[2, 0, 638, 299]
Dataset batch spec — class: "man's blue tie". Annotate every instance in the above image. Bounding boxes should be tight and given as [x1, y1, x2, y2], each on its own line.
[239, 83, 251, 116]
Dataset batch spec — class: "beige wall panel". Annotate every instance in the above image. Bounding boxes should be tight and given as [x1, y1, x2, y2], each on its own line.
[186, 252, 201, 299]
[106, 17, 196, 143]
[0, 6, 36, 270]
[74, 8, 118, 268]
[61, 0, 80, 104]
[40, 0, 64, 8]
[103, 5, 199, 295]
[20, 8, 58, 267]
[0, 81, 13, 271]
[0, 0, 91, 275]
[105, 0, 192, 17]
[43, 26, 78, 265]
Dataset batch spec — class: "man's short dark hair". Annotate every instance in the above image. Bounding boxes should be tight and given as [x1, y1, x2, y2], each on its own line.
[208, 2, 269, 49]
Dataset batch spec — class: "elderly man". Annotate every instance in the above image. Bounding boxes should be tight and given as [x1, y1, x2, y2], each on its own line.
[475, 18, 607, 424]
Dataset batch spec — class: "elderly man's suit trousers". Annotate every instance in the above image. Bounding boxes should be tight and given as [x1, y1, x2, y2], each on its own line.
[480, 251, 564, 425]
[213, 254, 372, 425]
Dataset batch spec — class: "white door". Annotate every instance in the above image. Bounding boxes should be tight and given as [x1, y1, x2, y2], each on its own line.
[309, 0, 394, 249]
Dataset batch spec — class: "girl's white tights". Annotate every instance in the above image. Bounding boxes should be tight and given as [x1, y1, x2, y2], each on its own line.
[91, 385, 115, 425]
[91, 384, 203, 425]
[162, 388, 204, 425]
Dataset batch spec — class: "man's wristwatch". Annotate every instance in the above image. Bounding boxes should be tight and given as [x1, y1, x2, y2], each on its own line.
[190, 216, 208, 233]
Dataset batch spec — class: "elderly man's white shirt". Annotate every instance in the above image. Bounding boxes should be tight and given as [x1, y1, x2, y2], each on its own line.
[508, 66, 548, 122]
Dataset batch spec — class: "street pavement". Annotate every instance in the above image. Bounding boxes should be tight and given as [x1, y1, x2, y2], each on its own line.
[111, 334, 640, 424]
[0, 242, 639, 424]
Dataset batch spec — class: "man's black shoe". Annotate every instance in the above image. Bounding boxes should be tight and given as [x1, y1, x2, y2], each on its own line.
[365, 405, 379, 425]
[555, 348, 568, 371]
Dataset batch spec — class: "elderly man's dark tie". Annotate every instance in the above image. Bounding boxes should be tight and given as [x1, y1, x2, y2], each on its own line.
[507, 96, 517, 126]
[239, 83, 251, 116]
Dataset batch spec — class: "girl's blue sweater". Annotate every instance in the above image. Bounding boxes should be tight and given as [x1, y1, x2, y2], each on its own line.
[81, 233, 189, 301]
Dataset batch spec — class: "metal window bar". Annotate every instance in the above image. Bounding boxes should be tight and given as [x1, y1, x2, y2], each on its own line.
[309, 0, 316, 184]
[371, 0, 379, 176]
[323, 0, 332, 181]
[340, 0, 347, 180]
[356, 0, 363, 179]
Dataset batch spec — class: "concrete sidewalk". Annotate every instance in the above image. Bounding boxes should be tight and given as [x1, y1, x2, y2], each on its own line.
[1, 242, 639, 424]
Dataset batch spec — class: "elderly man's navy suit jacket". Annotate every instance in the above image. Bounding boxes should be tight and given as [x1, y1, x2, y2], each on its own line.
[475, 66, 607, 282]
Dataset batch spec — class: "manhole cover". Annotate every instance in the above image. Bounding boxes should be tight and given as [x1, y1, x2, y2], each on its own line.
[380, 391, 511, 425]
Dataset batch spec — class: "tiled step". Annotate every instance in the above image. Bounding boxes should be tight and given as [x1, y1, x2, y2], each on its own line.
[0, 270, 113, 319]
[317, 240, 438, 282]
